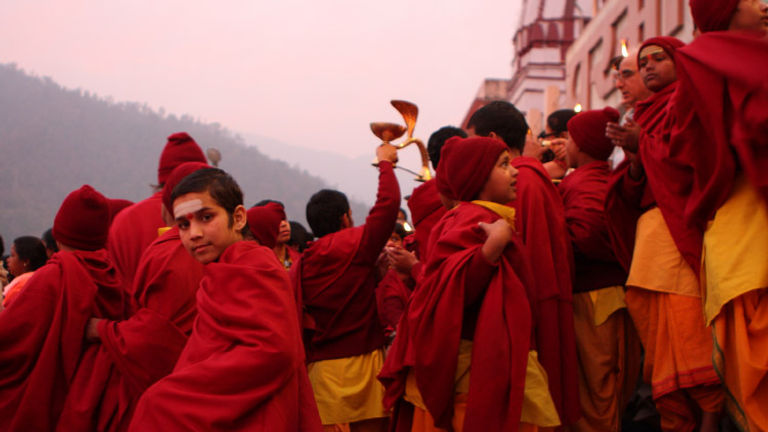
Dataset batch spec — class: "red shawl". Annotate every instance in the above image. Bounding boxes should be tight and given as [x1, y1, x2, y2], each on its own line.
[379, 202, 532, 431]
[670, 31, 768, 231]
[56, 227, 203, 431]
[107, 192, 165, 298]
[510, 156, 580, 424]
[0, 250, 123, 431]
[559, 161, 627, 292]
[408, 179, 448, 261]
[128, 241, 321, 431]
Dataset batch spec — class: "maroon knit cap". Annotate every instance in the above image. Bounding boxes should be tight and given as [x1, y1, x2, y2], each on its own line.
[638, 36, 686, 65]
[247, 202, 286, 249]
[567, 107, 620, 161]
[162, 162, 210, 213]
[690, 0, 740, 33]
[53, 185, 110, 251]
[157, 132, 207, 185]
[436, 136, 508, 201]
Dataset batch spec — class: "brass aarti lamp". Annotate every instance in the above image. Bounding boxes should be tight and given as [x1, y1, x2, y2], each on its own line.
[370, 100, 432, 182]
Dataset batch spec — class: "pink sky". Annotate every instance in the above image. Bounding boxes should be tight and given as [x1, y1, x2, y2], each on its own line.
[0, 0, 521, 158]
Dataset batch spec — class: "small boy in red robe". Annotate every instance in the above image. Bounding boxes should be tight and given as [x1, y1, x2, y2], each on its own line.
[129, 168, 321, 431]
[466, 101, 580, 426]
[0, 185, 124, 431]
[380, 136, 560, 432]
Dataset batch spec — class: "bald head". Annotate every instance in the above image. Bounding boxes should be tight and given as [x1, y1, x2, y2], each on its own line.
[615, 49, 653, 108]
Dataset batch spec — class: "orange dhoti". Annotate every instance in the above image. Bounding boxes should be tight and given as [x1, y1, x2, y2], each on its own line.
[703, 177, 768, 432]
[624, 208, 723, 431]
[571, 288, 642, 432]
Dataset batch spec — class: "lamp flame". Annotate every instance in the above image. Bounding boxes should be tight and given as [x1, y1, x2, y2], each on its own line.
[574, 103, 583, 113]
[621, 39, 629, 58]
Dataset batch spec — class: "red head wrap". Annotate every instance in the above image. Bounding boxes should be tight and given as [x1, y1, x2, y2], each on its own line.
[567, 107, 620, 161]
[53, 185, 110, 250]
[157, 132, 207, 185]
[690, 0, 740, 32]
[162, 161, 210, 213]
[247, 202, 286, 249]
[638, 36, 686, 65]
[436, 136, 508, 201]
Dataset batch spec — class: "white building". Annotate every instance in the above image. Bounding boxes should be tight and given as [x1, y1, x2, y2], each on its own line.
[462, 0, 591, 134]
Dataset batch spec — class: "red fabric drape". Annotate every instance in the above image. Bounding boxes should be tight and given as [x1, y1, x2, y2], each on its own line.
[379, 202, 532, 432]
[56, 228, 203, 431]
[128, 241, 321, 431]
[510, 157, 580, 425]
[0, 250, 123, 431]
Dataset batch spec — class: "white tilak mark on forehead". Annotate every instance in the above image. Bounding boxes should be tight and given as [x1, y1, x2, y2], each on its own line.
[174, 199, 204, 219]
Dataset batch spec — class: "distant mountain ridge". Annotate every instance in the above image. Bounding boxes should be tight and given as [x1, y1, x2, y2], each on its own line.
[0, 63, 368, 244]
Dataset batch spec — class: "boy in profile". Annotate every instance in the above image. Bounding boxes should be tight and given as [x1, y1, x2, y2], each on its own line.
[379, 136, 559, 431]
[129, 168, 321, 431]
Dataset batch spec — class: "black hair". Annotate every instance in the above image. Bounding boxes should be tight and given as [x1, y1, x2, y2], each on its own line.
[0, 233, 4, 257]
[42, 228, 59, 254]
[427, 126, 467, 170]
[546, 109, 577, 136]
[13, 236, 48, 271]
[288, 221, 313, 252]
[306, 189, 350, 238]
[398, 207, 409, 222]
[253, 199, 284, 209]
[467, 101, 529, 153]
[171, 168, 244, 228]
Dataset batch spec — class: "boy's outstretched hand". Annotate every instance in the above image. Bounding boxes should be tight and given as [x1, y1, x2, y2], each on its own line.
[479, 219, 513, 263]
[376, 143, 399, 165]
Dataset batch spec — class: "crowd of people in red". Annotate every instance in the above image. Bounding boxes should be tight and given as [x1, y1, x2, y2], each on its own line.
[0, 1, 766, 431]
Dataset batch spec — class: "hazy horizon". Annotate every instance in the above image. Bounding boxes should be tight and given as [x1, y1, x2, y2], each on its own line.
[1, 1, 522, 163]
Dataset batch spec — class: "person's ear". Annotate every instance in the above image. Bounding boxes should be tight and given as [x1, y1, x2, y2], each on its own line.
[232, 205, 247, 231]
[340, 211, 352, 229]
[488, 131, 506, 143]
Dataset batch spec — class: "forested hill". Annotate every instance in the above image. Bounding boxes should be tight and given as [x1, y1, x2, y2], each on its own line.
[0, 63, 364, 243]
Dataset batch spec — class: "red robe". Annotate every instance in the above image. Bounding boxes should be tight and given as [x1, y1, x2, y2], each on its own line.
[558, 161, 627, 291]
[510, 156, 580, 424]
[56, 227, 203, 431]
[408, 179, 448, 261]
[293, 161, 400, 362]
[107, 191, 165, 298]
[604, 83, 702, 272]
[379, 202, 533, 431]
[128, 241, 321, 431]
[0, 250, 123, 431]
[376, 268, 414, 331]
[668, 31, 768, 233]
